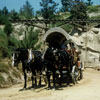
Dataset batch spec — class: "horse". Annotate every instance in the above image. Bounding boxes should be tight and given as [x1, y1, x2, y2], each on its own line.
[12, 48, 45, 90]
[43, 47, 57, 90]
[53, 48, 79, 85]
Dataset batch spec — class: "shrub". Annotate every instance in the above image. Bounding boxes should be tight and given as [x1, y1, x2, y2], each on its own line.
[88, 5, 100, 13]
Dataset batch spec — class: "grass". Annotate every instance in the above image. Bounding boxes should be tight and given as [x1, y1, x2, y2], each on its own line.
[0, 75, 5, 84]
[12, 71, 21, 79]
[0, 63, 9, 74]
[0, 60, 23, 88]
[8, 75, 15, 84]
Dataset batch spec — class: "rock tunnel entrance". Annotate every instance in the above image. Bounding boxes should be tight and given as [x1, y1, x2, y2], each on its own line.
[43, 27, 71, 48]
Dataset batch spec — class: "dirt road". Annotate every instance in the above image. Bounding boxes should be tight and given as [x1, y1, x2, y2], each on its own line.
[0, 69, 100, 100]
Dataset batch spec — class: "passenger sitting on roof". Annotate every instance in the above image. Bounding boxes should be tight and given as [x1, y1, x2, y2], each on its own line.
[61, 43, 66, 50]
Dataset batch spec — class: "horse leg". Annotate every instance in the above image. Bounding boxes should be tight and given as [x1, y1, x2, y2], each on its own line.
[60, 70, 63, 86]
[23, 71, 27, 89]
[46, 71, 51, 89]
[52, 71, 56, 90]
[34, 72, 37, 87]
[39, 72, 42, 86]
[31, 75, 34, 88]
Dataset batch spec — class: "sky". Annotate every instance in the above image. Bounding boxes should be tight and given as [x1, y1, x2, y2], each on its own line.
[0, 0, 99, 12]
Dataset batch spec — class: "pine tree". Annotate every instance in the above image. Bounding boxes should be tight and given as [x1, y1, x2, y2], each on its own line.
[86, 0, 93, 6]
[70, 0, 88, 23]
[10, 9, 19, 20]
[68, 0, 88, 27]
[4, 22, 13, 36]
[61, 0, 71, 12]
[40, 0, 59, 19]
[19, 27, 39, 49]
[2, 6, 8, 16]
[19, 0, 34, 19]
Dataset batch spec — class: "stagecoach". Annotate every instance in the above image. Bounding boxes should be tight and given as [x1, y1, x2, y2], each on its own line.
[43, 27, 83, 89]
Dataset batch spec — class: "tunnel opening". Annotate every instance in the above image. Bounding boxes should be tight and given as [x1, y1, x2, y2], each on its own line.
[43, 27, 71, 49]
[46, 32, 67, 49]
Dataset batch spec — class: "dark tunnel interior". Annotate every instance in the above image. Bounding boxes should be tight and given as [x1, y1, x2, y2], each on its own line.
[45, 32, 67, 49]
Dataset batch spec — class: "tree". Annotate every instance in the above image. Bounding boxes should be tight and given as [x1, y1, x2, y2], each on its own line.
[86, 0, 93, 6]
[2, 6, 8, 16]
[19, 0, 34, 19]
[10, 9, 19, 20]
[19, 27, 39, 49]
[70, 0, 88, 25]
[4, 22, 13, 36]
[40, 0, 59, 19]
[0, 29, 8, 57]
[0, 9, 2, 15]
[36, 10, 42, 18]
[61, 0, 71, 12]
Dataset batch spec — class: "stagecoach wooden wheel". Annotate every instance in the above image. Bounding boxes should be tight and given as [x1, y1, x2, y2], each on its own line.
[71, 65, 79, 84]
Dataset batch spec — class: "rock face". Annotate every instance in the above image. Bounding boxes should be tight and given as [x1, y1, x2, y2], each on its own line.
[71, 28, 100, 67]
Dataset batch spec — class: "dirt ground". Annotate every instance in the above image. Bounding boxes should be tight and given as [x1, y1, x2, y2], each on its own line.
[0, 68, 100, 100]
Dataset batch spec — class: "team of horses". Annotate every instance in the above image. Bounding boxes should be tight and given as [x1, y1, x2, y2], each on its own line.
[12, 46, 83, 90]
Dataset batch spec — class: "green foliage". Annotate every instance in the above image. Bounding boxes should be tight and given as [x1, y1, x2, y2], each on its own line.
[9, 9, 19, 20]
[34, 42, 42, 50]
[8, 35, 20, 49]
[88, 5, 100, 13]
[70, 0, 88, 25]
[61, 24, 73, 32]
[36, 10, 42, 18]
[2, 6, 9, 16]
[19, 0, 34, 19]
[89, 15, 100, 19]
[70, 1, 88, 19]
[40, 0, 59, 20]
[4, 22, 13, 36]
[61, 0, 71, 12]
[86, 0, 93, 6]
[0, 14, 13, 36]
[0, 15, 9, 25]
[19, 27, 39, 49]
[0, 29, 8, 57]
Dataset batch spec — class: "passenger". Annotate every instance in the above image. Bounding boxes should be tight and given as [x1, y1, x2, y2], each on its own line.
[61, 43, 66, 50]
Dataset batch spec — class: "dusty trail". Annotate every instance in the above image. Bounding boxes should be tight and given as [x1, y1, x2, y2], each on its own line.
[0, 69, 100, 100]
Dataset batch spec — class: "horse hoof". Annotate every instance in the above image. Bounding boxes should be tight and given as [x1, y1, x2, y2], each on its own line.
[19, 88, 26, 91]
[31, 88, 35, 90]
[23, 88, 26, 91]
[47, 87, 51, 90]
[52, 88, 56, 91]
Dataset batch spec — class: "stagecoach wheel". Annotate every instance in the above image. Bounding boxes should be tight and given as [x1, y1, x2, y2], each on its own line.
[78, 67, 83, 80]
[71, 65, 79, 84]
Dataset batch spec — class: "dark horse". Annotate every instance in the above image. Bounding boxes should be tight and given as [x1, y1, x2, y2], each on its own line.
[12, 48, 44, 90]
[44, 47, 77, 89]
[43, 47, 57, 90]
[53, 49, 79, 85]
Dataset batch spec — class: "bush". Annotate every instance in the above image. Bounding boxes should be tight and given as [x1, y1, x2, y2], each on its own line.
[0, 29, 9, 58]
[4, 22, 13, 36]
[88, 5, 100, 13]
[61, 24, 73, 33]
